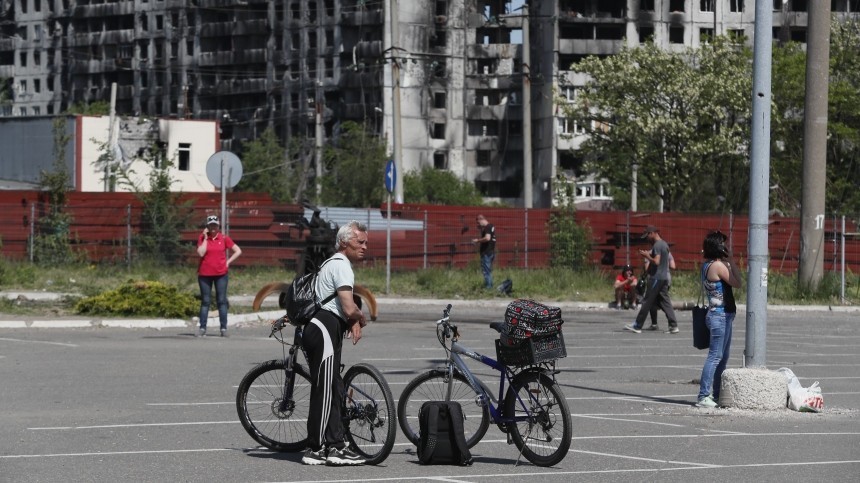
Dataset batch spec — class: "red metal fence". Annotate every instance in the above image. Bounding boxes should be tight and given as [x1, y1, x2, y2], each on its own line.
[1, 191, 858, 275]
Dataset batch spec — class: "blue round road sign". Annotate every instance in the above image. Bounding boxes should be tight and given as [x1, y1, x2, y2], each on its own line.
[384, 159, 396, 194]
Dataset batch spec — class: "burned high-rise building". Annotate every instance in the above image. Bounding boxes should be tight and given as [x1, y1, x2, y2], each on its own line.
[1, 1, 857, 205]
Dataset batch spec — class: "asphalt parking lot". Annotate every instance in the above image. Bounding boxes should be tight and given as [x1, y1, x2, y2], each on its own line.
[1, 300, 858, 482]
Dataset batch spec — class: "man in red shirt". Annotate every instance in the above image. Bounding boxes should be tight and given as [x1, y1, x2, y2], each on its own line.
[614, 265, 638, 310]
[196, 215, 242, 337]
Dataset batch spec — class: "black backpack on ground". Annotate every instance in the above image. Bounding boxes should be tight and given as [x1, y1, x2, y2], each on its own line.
[283, 258, 338, 325]
[417, 401, 473, 466]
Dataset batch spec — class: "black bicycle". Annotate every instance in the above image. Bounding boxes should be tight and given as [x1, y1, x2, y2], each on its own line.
[236, 318, 396, 465]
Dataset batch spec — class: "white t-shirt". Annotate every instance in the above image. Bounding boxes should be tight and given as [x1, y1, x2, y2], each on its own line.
[314, 253, 353, 320]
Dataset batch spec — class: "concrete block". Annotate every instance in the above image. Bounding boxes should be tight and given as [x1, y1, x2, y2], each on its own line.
[719, 368, 787, 410]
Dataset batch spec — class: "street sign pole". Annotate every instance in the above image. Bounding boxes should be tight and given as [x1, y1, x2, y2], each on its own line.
[386, 193, 391, 294]
[382, 159, 397, 294]
[220, 159, 227, 235]
[385, 159, 396, 294]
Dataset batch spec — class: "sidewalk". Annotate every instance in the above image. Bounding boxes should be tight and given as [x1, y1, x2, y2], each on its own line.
[1, 290, 858, 329]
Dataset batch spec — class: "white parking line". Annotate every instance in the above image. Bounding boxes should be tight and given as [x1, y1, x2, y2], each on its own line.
[0, 337, 79, 347]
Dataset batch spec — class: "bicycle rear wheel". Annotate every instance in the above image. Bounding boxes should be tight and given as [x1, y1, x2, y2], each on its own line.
[342, 363, 396, 465]
[236, 360, 311, 452]
[503, 371, 572, 467]
[397, 369, 489, 448]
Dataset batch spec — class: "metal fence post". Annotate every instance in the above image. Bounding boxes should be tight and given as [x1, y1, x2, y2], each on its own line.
[423, 210, 428, 269]
[841, 215, 846, 304]
[29, 203, 35, 263]
[524, 208, 529, 269]
[127, 204, 132, 268]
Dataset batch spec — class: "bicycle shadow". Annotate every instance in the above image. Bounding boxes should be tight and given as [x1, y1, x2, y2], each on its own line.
[240, 447, 303, 462]
[561, 382, 694, 406]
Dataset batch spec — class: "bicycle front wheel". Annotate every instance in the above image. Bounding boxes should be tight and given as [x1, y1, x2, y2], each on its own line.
[397, 369, 489, 448]
[342, 363, 396, 465]
[503, 371, 572, 467]
[236, 360, 311, 452]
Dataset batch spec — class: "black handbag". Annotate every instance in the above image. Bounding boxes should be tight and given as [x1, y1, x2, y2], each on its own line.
[692, 264, 710, 350]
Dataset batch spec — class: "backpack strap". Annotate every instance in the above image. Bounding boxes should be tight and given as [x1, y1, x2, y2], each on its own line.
[315, 257, 341, 306]
[446, 403, 473, 466]
[418, 404, 439, 464]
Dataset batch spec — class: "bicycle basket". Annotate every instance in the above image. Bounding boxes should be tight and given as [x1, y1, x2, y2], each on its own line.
[495, 331, 567, 367]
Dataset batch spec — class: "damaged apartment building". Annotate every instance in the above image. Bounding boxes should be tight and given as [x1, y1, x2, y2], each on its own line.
[1, 1, 858, 205]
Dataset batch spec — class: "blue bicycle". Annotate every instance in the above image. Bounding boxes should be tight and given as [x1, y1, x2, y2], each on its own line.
[397, 304, 572, 467]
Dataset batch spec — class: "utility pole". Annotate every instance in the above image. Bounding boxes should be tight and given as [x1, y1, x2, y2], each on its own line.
[521, 4, 533, 208]
[390, 0, 404, 204]
[315, 83, 323, 200]
[107, 82, 117, 192]
[799, 0, 830, 291]
[745, 0, 774, 368]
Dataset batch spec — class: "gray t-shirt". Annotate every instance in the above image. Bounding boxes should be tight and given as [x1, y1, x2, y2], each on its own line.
[652, 239, 671, 281]
[314, 253, 353, 320]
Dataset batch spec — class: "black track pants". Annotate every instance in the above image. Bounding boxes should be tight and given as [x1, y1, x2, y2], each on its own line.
[302, 310, 346, 451]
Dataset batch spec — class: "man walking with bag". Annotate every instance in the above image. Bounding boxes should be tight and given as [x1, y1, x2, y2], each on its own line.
[624, 225, 679, 334]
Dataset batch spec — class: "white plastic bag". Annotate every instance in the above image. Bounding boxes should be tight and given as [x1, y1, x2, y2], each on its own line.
[798, 381, 824, 413]
[776, 367, 823, 412]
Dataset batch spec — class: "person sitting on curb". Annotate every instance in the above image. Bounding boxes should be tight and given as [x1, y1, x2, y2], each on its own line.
[613, 265, 638, 310]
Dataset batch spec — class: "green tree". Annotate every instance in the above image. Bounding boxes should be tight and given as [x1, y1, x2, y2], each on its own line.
[67, 101, 110, 116]
[771, 21, 860, 217]
[548, 176, 591, 268]
[116, 143, 193, 264]
[562, 38, 753, 212]
[33, 117, 81, 265]
[235, 128, 298, 203]
[319, 121, 387, 207]
[404, 167, 485, 206]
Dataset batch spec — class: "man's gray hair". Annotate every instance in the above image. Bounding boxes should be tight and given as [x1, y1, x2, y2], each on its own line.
[336, 220, 368, 249]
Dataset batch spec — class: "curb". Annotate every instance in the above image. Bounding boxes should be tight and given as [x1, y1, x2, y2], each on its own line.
[2, 292, 859, 330]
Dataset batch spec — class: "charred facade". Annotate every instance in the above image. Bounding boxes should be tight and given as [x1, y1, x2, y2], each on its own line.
[1, 1, 857, 206]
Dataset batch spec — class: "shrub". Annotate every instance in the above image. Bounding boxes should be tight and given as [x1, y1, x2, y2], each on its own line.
[74, 280, 198, 318]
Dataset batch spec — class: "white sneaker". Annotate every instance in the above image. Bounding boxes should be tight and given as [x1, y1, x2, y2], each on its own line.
[326, 447, 365, 466]
[696, 396, 718, 408]
[301, 448, 328, 465]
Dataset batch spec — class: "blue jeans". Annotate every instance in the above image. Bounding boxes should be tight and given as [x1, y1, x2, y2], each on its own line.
[198, 274, 229, 330]
[480, 252, 495, 289]
[698, 310, 734, 400]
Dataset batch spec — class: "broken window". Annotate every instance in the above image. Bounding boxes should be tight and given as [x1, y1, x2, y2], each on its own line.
[434, 91, 446, 108]
[730, 0, 744, 12]
[700, 0, 714, 12]
[178, 143, 191, 171]
[19, 52, 27, 67]
[669, 26, 684, 44]
[430, 27, 446, 48]
[433, 151, 447, 169]
[34, 79, 41, 92]
[641, 0, 655, 10]
[431, 122, 445, 139]
[700, 28, 714, 43]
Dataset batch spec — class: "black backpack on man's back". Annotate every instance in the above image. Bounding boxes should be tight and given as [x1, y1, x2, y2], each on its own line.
[283, 258, 338, 325]
[417, 401, 473, 466]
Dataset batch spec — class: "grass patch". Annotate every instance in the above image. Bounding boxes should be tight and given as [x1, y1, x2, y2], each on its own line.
[0, 258, 856, 316]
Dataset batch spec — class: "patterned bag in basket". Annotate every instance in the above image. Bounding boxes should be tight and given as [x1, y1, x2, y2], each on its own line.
[501, 299, 563, 344]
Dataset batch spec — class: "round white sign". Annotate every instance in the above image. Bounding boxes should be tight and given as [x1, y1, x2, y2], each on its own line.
[205, 151, 243, 188]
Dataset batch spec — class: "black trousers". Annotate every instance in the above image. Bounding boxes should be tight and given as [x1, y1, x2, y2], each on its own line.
[302, 310, 347, 451]
[635, 279, 677, 328]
